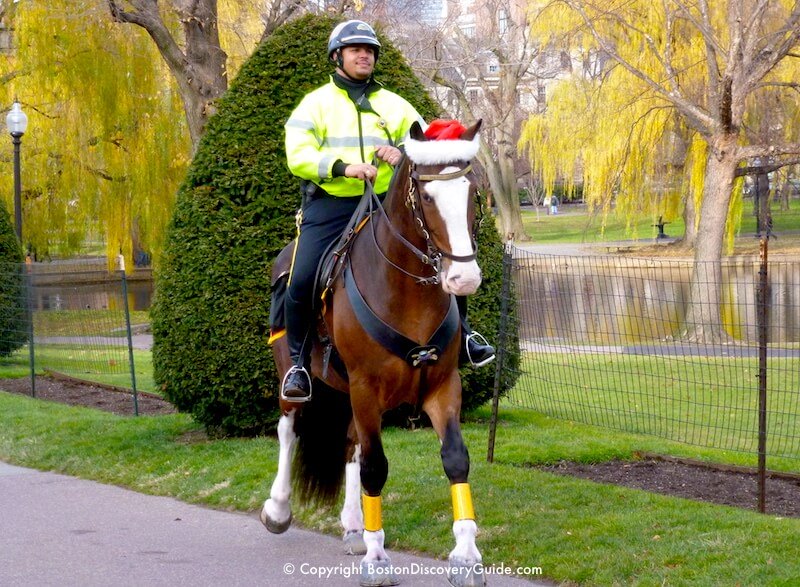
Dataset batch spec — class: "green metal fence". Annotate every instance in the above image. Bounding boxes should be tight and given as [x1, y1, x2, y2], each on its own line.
[0, 259, 143, 415]
[492, 244, 800, 465]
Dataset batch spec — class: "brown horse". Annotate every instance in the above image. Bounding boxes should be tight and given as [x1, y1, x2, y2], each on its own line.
[262, 120, 487, 587]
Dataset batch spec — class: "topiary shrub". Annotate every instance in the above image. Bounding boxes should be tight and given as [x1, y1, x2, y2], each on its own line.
[0, 199, 27, 358]
[151, 13, 518, 435]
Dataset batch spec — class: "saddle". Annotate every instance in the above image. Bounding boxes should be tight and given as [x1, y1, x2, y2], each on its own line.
[269, 190, 376, 380]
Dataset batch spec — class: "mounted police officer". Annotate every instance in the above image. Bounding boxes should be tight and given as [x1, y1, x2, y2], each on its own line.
[281, 20, 495, 401]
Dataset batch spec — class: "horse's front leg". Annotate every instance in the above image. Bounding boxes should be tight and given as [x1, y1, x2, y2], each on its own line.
[341, 440, 367, 555]
[425, 382, 486, 587]
[260, 410, 297, 534]
[352, 394, 398, 586]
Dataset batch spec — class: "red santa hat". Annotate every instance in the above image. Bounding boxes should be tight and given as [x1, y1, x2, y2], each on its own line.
[406, 119, 479, 165]
[424, 119, 468, 140]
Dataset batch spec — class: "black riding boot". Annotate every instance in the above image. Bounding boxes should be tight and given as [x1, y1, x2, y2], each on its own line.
[281, 291, 313, 401]
[456, 295, 496, 368]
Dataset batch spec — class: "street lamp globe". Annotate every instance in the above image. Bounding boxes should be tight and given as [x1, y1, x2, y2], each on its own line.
[6, 101, 27, 137]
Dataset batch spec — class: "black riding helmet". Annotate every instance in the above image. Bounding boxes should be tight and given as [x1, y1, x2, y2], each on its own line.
[327, 20, 381, 66]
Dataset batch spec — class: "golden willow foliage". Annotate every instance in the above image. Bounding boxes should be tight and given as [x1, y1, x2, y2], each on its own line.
[0, 1, 189, 267]
[0, 0, 263, 268]
[521, 74, 682, 236]
[520, 0, 796, 248]
[218, 0, 268, 73]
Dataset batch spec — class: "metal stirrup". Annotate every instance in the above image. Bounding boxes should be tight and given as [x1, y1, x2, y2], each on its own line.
[465, 332, 495, 368]
[280, 365, 313, 402]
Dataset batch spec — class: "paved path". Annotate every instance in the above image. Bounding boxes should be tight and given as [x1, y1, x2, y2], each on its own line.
[511, 238, 680, 257]
[0, 462, 545, 587]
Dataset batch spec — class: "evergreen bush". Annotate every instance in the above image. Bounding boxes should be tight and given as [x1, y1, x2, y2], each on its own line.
[0, 199, 27, 357]
[152, 13, 518, 435]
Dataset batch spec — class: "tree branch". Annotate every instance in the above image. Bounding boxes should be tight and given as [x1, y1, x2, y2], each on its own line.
[737, 143, 800, 161]
[107, 0, 188, 78]
[735, 158, 800, 177]
[564, 0, 716, 134]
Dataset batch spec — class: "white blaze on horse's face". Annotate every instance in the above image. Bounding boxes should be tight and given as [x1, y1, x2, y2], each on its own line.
[423, 170, 482, 296]
[405, 126, 483, 296]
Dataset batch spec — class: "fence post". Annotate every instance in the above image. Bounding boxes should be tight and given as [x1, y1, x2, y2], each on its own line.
[756, 236, 769, 513]
[118, 255, 139, 416]
[487, 245, 513, 463]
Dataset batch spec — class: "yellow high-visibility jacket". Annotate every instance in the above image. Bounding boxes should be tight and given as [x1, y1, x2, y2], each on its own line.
[285, 77, 424, 197]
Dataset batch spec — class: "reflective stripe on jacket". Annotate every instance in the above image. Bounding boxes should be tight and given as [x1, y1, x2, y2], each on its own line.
[285, 77, 423, 197]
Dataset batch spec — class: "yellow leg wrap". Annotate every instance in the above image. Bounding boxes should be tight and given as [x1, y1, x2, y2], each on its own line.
[362, 494, 382, 532]
[451, 483, 475, 521]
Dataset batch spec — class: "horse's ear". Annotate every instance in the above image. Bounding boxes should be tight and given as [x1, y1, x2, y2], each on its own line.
[460, 119, 482, 141]
[410, 121, 427, 142]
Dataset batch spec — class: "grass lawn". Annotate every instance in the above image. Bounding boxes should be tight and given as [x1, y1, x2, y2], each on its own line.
[511, 352, 800, 469]
[33, 309, 150, 337]
[0, 389, 799, 585]
[521, 199, 800, 247]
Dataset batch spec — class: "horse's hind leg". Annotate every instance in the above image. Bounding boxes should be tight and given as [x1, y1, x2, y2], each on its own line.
[260, 410, 297, 534]
[341, 436, 367, 555]
[424, 383, 486, 587]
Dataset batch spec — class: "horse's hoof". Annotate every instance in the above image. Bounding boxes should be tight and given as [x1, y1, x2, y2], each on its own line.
[360, 560, 399, 586]
[447, 558, 486, 587]
[344, 530, 367, 555]
[259, 506, 292, 534]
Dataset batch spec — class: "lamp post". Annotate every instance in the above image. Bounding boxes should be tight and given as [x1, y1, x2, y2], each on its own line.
[6, 101, 28, 242]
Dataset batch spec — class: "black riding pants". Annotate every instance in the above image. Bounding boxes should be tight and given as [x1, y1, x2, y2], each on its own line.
[284, 194, 362, 363]
[287, 194, 363, 309]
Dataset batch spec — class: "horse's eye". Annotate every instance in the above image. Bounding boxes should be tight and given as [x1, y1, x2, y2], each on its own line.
[420, 191, 433, 204]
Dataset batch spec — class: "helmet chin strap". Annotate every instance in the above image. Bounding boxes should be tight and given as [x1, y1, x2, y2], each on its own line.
[334, 50, 344, 70]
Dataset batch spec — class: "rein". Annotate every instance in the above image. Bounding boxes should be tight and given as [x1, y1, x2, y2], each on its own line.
[366, 160, 478, 286]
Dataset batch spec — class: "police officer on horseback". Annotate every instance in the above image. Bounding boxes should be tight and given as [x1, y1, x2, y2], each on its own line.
[281, 20, 495, 401]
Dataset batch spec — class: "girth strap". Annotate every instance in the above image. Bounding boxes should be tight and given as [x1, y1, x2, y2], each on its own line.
[343, 263, 459, 366]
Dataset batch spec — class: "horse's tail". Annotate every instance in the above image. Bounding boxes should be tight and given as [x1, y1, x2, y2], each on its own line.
[291, 379, 352, 507]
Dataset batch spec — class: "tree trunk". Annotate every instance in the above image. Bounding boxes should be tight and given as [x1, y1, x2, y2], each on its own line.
[108, 0, 228, 149]
[681, 191, 697, 248]
[683, 133, 739, 342]
[480, 114, 529, 242]
[780, 179, 791, 212]
[480, 150, 526, 242]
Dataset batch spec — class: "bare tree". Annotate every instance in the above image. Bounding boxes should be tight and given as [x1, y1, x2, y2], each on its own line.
[367, 0, 563, 241]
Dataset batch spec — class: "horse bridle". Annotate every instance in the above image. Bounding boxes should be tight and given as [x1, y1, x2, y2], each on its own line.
[368, 160, 480, 286]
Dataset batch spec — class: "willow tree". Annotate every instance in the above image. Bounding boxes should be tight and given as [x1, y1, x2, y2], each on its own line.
[521, 0, 800, 342]
[0, 1, 191, 265]
[1, 0, 281, 265]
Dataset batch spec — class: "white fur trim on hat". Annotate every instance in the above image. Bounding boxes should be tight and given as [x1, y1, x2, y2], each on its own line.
[404, 134, 480, 165]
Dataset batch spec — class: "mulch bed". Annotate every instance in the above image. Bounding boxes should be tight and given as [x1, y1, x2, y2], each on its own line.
[0, 375, 176, 416]
[2, 375, 800, 517]
[541, 458, 800, 518]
